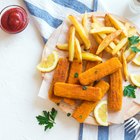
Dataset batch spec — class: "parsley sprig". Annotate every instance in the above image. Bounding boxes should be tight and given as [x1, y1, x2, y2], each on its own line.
[128, 36, 140, 53]
[36, 108, 57, 131]
[123, 84, 137, 98]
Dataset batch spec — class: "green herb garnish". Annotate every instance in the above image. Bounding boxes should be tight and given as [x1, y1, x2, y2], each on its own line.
[82, 86, 87, 90]
[67, 113, 71, 117]
[128, 36, 140, 45]
[79, 115, 82, 119]
[131, 46, 140, 53]
[128, 36, 140, 53]
[123, 84, 137, 98]
[36, 108, 57, 131]
[74, 72, 79, 78]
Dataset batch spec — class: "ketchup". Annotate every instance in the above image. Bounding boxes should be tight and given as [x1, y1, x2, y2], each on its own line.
[0, 6, 28, 33]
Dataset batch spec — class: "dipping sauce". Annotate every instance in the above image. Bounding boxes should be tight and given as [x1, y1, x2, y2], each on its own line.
[0, 5, 28, 33]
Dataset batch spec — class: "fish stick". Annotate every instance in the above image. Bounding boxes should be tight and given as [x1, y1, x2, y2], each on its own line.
[79, 57, 122, 85]
[108, 69, 123, 111]
[48, 58, 70, 103]
[54, 82, 102, 102]
[63, 60, 83, 105]
[68, 60, 83, 84]
[72, 80, 109, 123]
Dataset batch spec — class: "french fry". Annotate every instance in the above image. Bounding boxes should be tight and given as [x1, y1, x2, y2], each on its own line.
[68, 26, 75, 61]
[121, 50, 129, 81]
[68, 15, 91, 50]
[128, 27, 137, 37]
[125, 22, 131, 33]
[82, 52, 102, 62]
[79, 57, 122, 85]
[114, 38, 120, 44]
[91, 15, 104, 26]
[90, 27, 116, 34]
[49, 58, 70, 103]
[112, 37, 128, 55]
[99, 34, 116, 49]
[63, 60, 83, 105]
[126, 43, 140, 62]
[75, 37, 82, 63]
[91, 16, 117, 50]
[105, 16, 125, 45]
[126, 51, 136, 63]
[75, 31, 84, 45]
[108, 69, 123, 111]
[107, 14, 127, 37]
[54, 82, 102, 101]
[105, 47, 113, 54]
[56, 44, 68, 51]
[85, 46, 101, 70]
[93, 34, 113, 54]
[96, 30, 122, 54]
[72, 80, 109, 123]
[105, 14, 112, 27]
[56, 43, 103, 60]
[93, 34, 102, 44]
[82, 12, 88, 34]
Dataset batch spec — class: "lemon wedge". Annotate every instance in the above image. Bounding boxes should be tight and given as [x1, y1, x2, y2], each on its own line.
[37, 51, 58, 72]
[133, 54, 140, 66]
[130, 74, 140, 87]
[94, 100, 108, 126]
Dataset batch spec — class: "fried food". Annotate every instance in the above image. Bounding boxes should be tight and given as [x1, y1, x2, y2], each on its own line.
[112, 37, 128, 55]
[72, 80, 109, 123]
[54, 82, 102, 101]
[68, 15, 91, 49]
[107, 14, 127, 37]
[121, 50, 129, 81]
[108, 69, 123, 111]
[74, 37, 82, 63]
[63, 60, 83, 105]
[96, 30, 122, 54]
[49, 58, 70, 103]
[105, 14, 112, 27]
[56, 44, 68, 51]
[68, 60, 83, 84]
[79, 57, 122, 85]
[82, 52, 102, 62]
[90, 27, 116, 34]
[68, 26, 75, 61]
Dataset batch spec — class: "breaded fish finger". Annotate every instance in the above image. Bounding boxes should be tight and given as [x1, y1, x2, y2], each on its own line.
[54, 82, 102, 102]
[79, 57, 122, 85]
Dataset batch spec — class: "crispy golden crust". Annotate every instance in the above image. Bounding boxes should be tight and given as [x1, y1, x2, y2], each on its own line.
[54, 82, 102, 101]
[79, 57, 122, 85]
[48, 58, 70, 103]
[68, 60, 83, 84]
[108, 69, 123, 111]
[63, 60, 83, 105]
[72, 80, 109, 123]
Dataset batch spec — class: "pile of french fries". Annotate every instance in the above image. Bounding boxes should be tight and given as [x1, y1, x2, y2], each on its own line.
[49, 13, 139, 124]
[56, 13, 138, 82]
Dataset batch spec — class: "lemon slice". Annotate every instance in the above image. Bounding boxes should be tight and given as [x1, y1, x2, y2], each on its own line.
[94, 100, 108, 126]
[133, 54, 140, 66]
[37, 51, 58, 72]
[130, 74, 140, 87]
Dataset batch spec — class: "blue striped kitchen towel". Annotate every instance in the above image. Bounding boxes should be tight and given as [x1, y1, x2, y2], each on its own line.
[23, 0, 136, 140]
